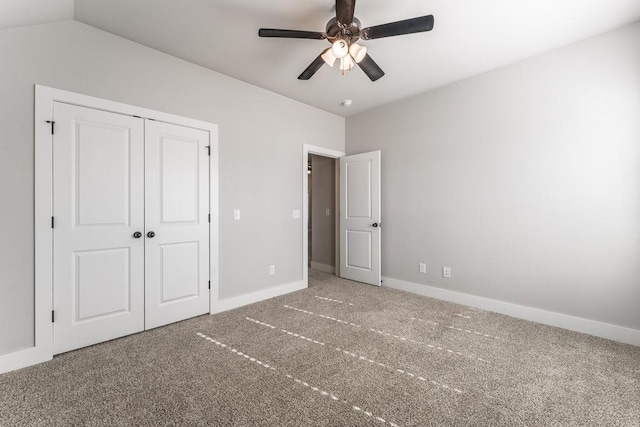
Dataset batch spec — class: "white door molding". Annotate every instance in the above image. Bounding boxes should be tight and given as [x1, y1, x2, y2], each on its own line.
[0, 85, 219, 373]
[302, 144, 345, 286]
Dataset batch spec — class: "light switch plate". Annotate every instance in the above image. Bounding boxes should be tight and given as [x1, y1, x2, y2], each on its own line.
[293, 210, 300, 219]
[234, 209, 240, 220]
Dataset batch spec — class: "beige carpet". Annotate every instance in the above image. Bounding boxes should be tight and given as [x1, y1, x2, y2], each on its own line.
[1, 270, 639, 426]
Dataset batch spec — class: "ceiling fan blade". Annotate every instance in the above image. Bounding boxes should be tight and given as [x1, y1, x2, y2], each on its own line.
[358, 54, 385, 82]
[361, 15, 434, 40]
[259, 28, 326, 40]
[298, 52, 327, 80]
[335, 0, 356, 26]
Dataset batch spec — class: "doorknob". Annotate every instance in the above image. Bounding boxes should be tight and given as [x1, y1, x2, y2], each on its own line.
[133, 231, 142, 239]
[372, 223, 379, 228]
[147, 231, 156, 238]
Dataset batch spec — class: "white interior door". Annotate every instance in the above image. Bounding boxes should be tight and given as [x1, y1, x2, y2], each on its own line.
[53, 103, 145, 354]
[144, 120, 210, 329]
[339, 151, 381, 286]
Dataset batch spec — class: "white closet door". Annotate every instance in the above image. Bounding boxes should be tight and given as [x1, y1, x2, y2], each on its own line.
[339, 151, 381, 286]
[144, 120, 210, 329]
[53, 103, 145, 354]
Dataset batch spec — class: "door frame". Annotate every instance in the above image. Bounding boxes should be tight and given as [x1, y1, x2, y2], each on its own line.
[302, 144, 345, 286]
[0, 85, 219, 373]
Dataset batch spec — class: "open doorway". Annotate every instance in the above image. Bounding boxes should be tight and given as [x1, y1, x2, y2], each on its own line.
[302, 145, 382, 287]
[308, 154, 337, 274]
[302, 145, 344, 285]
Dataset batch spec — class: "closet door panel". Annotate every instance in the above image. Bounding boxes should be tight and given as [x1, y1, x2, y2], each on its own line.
[52, 103, 145, 354]
[145, 121, 210, 329]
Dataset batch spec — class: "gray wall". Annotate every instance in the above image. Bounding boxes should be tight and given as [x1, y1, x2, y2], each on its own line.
[310, 155, 336, 268]
[0, 20, 344, 355]
[346, 22, 640, 330]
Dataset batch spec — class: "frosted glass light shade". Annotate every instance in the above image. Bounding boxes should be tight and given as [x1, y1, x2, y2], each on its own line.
[321, 48, 337, 67]
[331, 39, 349, 59]
[349, 43, 367, 63]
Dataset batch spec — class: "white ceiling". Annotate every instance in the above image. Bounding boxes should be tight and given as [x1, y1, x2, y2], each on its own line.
[0, 0, 73, 30]
[4, 1, 640, 116]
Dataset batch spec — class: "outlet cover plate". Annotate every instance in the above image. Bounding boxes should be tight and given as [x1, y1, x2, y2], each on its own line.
[443, 266, 451, 278]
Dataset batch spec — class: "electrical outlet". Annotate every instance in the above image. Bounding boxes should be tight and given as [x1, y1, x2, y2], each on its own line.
[419, 263, 427, 274]
[325, 208, 330, 217]
[293, 210, 300, 219]
[443, 266, 451, 278]
[269, 265, 276, 276]
[233, 209, 240, 220]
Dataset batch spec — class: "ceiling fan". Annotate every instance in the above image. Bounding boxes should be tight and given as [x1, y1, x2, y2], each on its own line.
[258, 0, 434, 81]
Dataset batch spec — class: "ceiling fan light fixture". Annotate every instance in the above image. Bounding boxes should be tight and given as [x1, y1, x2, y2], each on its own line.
[331, 39, 349, 59]
[349, 43, 367, 63]
[321, 48, 337, 67]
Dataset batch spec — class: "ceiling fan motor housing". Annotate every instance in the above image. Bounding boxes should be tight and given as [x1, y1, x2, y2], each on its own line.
[326, 17, 361, 43]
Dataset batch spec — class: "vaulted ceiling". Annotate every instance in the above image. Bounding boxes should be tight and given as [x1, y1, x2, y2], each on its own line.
[3, 0, 640, 116]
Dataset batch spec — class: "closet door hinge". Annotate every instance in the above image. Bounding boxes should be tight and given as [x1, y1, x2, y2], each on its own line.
[46, 120, 55, 135]
[208, 214, 211, 223]
[51, 217, 55, 229]
[208, 281, 211, 290]
[51, 310, 55, 323]
[206, 146, 210, 156]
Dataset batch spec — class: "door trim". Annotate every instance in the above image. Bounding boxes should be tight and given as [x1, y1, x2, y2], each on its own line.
[302, 144, 345, 286]
[0, 85, 219, 374]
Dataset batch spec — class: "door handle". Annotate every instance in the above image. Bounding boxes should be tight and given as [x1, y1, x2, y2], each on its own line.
[133, 231, 142, 239]
[147, 231, 156, 238]
[372, 223, 379, 228]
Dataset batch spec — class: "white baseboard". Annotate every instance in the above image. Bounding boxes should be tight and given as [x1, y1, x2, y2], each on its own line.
[310, 262, 335, 274]
[211, 280, 306, 314]
[0, 346, 52, 374]
[382, 276, 640, 347]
